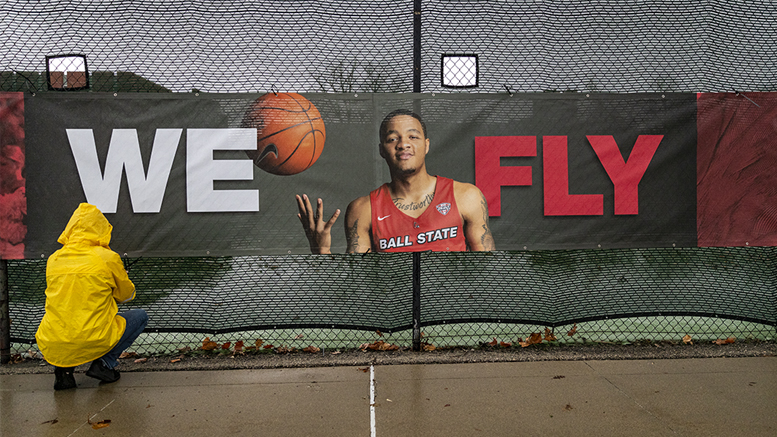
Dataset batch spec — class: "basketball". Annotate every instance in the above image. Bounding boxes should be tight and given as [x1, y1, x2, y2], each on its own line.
[241, 92, 326, 175]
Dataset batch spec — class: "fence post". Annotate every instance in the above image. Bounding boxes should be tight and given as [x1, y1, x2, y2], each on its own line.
[413, 0, 421, 93]
[412, 251, 422, 351]
[1, 260, 10, 364]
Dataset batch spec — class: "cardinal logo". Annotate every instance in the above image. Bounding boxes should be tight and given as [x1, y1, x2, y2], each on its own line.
[436, 203, 451, 216]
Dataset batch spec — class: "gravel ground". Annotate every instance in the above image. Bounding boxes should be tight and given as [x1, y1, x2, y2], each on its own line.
[3, 341, 775, 375]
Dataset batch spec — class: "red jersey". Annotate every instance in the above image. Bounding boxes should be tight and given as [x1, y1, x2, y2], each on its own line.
[370, 176, 467, 252]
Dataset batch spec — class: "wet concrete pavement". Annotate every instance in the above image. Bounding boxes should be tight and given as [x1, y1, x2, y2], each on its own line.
[2, 357, 775, 436]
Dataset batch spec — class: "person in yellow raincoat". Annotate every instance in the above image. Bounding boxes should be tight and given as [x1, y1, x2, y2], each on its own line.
[35, 203, 148, 390]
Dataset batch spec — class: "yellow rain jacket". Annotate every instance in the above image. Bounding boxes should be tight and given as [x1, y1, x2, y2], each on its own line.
[35, 203, 136, 367]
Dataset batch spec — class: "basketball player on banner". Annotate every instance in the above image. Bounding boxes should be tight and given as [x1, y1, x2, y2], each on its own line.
[296, 109, 495, 254]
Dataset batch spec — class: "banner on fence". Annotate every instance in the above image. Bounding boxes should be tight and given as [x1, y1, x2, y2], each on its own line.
[1, 92, 775, 258]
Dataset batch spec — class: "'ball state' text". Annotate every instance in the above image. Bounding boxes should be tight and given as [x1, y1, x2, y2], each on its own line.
[379, 226, 459, 250]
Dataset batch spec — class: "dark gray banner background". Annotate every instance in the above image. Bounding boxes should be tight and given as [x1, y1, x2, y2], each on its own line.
[23, 93, 697, 257]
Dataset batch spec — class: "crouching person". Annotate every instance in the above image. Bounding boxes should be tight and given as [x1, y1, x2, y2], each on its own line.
[35, 203, 148, 390]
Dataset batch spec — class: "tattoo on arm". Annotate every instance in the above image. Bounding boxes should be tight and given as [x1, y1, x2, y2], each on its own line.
[346, 219, 359, 253]
[478, 193, 496, 250]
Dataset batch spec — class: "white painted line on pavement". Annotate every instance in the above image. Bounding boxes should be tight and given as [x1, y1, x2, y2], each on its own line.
[370, 364, 376, 437]
[66, 398, 115, 437]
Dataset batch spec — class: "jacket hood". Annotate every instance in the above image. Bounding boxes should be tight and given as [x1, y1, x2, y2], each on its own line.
[57, 203, 113, 248]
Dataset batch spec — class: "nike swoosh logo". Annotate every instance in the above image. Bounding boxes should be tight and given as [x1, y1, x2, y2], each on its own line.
[377, 215, 391, 221]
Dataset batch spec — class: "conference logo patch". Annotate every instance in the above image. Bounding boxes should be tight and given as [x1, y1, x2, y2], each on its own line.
[436, 203, 451, 216]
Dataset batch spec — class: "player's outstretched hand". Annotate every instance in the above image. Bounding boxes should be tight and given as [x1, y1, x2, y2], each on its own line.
[295, 194, 340, 254]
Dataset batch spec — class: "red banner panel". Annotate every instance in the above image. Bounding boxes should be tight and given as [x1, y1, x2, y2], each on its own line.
[0, 92, 26, 259]
[697, 92, 777, 247]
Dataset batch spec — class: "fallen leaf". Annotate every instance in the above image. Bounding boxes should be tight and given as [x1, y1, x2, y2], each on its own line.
[178, 346, 192, 353]
[375, 330, 383, 337]
[565, 404, 573, 410]
[376, 340, 399, 351]
[499, 341, 512, 348]
[119, 351, 138, 359]
[221, 342, 231, 350]
[444, 404, 451, 407]
[422, 342, 436, 351]
[303, 346, 321, 353]
[133, 358, 148, 364]
[92, 421, 111, 429]
[487, 337, 498, 347]
[40, 419, 58, 425]
[682, 335, 693, 345]
[255, 339, 264, 349]
[544, 328, 557, 342]
[88, 417, 111, 430]
[713, 337, 736, 345]
[361, 340, 400, 351]
[567, 324, 578, 336]
[519, 332, 544, 347]
[170, 358, 181, 363]
[200, 337, 218, 351]
[330, 351, 342, 355]
[553, 375, 565, 379]
[294, 334, 304, 339]
[358, 367, 370, 373]
[234, 340, 244, 352]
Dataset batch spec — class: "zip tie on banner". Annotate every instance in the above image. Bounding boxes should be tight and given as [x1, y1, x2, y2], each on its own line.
[734, 90, 760, 107]
[504, 85, 513, 96]
[271, 84, 278, 96]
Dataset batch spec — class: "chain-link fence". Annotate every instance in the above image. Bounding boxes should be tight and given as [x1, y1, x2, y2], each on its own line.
[2, 1, 777, 94]
[7, 248, 776, 354]
[2, 1, 776, 355]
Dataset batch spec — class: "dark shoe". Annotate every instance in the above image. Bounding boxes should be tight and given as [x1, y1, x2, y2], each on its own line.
[86, 360, 120, 383]
[54, 367, 77, 390]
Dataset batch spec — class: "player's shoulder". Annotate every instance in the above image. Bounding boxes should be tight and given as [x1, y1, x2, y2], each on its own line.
[345, 194, 372, 222]
[451, 179, 483, 199]
[450, 179, 486, 216]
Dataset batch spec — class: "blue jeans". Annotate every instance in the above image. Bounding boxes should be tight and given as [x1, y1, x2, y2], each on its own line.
[98, 309, 149, 369]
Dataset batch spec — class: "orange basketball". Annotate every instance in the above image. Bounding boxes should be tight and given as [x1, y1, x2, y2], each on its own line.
[241, 92, 326, 175]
